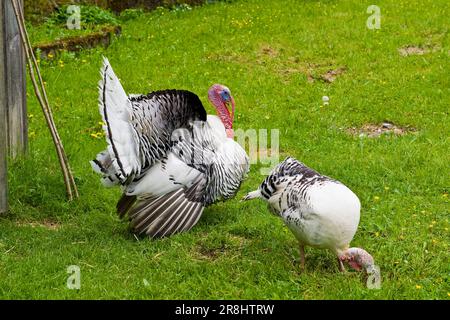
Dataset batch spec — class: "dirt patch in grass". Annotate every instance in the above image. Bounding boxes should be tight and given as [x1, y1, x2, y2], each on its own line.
[16, 219, 61, 230]
[194, 234, 247, 261]
[277, 59, 307, 80]
[195, 243, 226, 261]
[278, 66, 305, 79]
[318, 66, 347, 83]
[347, 121, 416, 138]
[398, 45, 429, 56]
[259, 44, 279, 58]
[398, 44, 440, 56]
[278, 60, 347, 83]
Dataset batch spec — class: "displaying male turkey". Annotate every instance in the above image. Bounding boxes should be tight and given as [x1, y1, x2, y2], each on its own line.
[91, 57, 249, 238]
[242, 157, 376, 275]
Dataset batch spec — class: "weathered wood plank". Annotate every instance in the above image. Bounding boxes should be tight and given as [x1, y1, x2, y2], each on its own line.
[0, 1, 8, 214]
[4, 0, 27, 158]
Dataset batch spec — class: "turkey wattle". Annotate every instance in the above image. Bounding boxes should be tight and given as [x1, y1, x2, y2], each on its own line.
[91, 57, 249, 238]
[242, 157, 376, 274]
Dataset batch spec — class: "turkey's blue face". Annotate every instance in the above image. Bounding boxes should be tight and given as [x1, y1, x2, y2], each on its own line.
[208, 84, 236, 137]
[220, 89, 231, 102]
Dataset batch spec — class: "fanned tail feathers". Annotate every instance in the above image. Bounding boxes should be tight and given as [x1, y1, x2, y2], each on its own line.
[118, 180, 206, 238]
[97, 57, 141, 183]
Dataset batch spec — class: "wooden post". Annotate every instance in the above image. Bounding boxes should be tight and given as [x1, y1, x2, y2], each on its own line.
[0, 0, 27, 214]
[4, 0, 27, 158]
[0, 1, 8, 214]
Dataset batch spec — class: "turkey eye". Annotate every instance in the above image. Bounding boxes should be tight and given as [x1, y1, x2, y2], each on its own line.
[220, 91, 230, 101]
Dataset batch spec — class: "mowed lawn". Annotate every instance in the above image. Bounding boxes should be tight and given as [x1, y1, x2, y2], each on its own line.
[0, 0, 449, 299]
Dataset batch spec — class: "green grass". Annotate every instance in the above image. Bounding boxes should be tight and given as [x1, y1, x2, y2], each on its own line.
[27, 4, 121, 46]
[27, 22, 113, 47]
[1, 0, 449, 299]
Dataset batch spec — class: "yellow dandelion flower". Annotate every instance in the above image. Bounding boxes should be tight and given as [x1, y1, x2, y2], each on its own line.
[375, 232, 380, 237]
[447, 292, 450, 297]
[48, 53, 54, 59]
[415, 285, 422, 289]
[374, 196, 380, 201]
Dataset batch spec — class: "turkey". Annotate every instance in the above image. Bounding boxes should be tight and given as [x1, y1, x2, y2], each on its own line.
[242, 157, 376, 274]
[91, 57, 249, 238]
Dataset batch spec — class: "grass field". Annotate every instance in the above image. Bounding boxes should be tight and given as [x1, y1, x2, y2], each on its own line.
[1, 0, 449, 299]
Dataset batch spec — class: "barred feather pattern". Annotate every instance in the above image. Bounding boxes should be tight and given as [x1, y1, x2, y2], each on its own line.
[128, 90, 207, 170]
[91, 58, 249, 238]
[251, 157, 360, 252]
[170, 119, 250, 205]
[96, 57, 206, 183]
[258, 157, 337, 210]
[244, 157, 375, 273]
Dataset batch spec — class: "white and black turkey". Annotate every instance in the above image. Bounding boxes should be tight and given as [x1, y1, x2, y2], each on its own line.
[91, 58, 249, 238]
[243, 157, 376, 274]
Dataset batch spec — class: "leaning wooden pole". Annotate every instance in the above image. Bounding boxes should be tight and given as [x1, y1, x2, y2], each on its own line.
[10, 0, 79, 200]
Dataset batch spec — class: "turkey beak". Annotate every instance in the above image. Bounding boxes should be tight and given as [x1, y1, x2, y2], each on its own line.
[340, 247, 376, 275]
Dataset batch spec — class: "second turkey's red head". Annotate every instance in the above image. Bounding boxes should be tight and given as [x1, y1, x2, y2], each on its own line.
[208, 84, 235, 138]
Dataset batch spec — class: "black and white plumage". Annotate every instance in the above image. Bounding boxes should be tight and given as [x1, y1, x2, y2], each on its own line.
[243, 157, 376, 274]
[91, 58, 249, 238]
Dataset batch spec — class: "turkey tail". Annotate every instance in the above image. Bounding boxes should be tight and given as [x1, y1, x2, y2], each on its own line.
[120, 178, 206, 239]
[117, 194, 137, 218]
[98, 57, 141, 182]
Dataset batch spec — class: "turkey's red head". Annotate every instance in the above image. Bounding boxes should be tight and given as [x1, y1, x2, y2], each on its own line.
[339, 247, 375, 274]
[208, 84, 235, 138]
